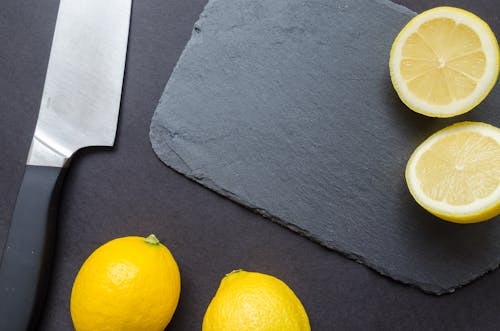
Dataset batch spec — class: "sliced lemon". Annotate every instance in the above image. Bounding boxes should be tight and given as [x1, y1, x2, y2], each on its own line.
[390, 7, 499, 117]
[406, 122, 500, 223]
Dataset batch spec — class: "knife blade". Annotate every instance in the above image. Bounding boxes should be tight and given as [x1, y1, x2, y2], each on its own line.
[0, 0, 132, 329]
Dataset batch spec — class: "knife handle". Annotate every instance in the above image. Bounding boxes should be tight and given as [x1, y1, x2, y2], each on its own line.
[0, 165, 65, 331]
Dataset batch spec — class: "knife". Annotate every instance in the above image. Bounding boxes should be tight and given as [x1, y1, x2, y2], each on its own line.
[0, 0, 131, 329]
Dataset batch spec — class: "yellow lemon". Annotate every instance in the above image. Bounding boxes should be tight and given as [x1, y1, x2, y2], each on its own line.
[202, 270, 310, 331]
[70, 234, 181, 331]
[389, 7, 499, 117]
[406, 122, 500, 223]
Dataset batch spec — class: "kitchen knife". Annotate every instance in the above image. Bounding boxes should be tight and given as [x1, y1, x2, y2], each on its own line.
[0, 0, 132, 329]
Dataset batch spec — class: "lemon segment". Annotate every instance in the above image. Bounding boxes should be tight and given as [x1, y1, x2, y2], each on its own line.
[406, 122, 500, 223]
[390, 7, 500, 117]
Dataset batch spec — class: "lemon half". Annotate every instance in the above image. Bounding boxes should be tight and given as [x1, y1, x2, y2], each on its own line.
[390, 7, 499, 117]
[406, 122, 500, 223]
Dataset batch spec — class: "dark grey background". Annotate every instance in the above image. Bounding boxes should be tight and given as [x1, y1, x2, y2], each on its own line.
[0, 0, 499, 330]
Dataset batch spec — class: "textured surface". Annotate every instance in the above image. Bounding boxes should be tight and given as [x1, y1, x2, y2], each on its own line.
[150, 0, 500, 294]
[2, 0, 500, 330]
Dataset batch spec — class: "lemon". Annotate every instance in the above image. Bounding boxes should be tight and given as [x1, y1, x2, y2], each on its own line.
[406, 122, 500, 223]
[202, 270, 310, 331]
[389, 7, 499, 117]
[70, 234, 181, 331]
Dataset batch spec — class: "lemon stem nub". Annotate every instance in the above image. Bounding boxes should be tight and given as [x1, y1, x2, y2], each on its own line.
[145, 234, 160, 245]
[225, 269, 243, 277]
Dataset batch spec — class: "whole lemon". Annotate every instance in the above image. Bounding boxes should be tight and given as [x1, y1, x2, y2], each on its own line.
[202, 270, 310, 331]
[70, 234, 181, 331]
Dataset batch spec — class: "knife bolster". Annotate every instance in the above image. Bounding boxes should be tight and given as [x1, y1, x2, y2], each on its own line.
[27, 135, 71, 167]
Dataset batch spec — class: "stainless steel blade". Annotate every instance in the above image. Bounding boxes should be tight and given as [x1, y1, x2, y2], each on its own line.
[27, 0, 132, 167]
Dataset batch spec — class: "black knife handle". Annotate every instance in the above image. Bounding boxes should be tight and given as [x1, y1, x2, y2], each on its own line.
[0, 165, 65, 331]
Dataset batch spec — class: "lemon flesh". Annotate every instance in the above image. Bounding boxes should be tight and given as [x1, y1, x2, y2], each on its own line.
[70, 235, 181, 331]
[406, 122, 500, 223]
[390, 7, 499, 117]
[202, 270, 310, 331]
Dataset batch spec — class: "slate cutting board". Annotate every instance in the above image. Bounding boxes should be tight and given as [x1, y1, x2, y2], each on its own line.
[150, 0, 500, 294]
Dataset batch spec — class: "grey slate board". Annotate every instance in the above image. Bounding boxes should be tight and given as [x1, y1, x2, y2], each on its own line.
[150, 0, 500, 294]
